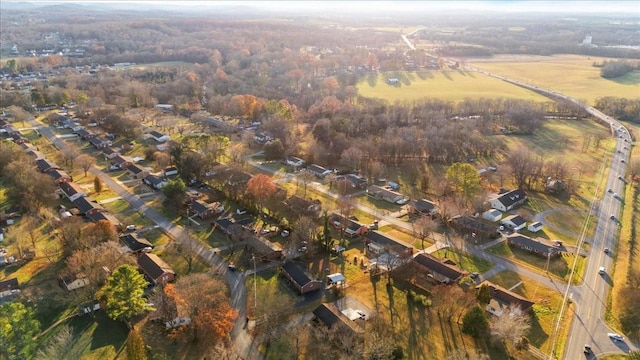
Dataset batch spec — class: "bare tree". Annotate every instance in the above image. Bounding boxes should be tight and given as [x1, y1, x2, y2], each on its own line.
[489, 304, 531, 346]
[75, 154, 95, 177]
[413, 215, 437, 251]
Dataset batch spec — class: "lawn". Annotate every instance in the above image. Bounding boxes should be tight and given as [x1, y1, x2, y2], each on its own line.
[356, 71, 549, 104]
[431, 248, 493, 273]
[470, 54, 640, 105]
[65, 312, 129, 360]
[486, 242, 586, 285]
[487, 270, 573, 357]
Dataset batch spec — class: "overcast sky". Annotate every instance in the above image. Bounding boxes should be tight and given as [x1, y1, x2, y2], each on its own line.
[3, 0, 640, 15]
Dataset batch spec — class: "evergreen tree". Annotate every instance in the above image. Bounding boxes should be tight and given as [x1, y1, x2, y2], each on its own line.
[98, 265, 153, 327]
[461, 305, 488, 338]
[94, 176, 103, 193]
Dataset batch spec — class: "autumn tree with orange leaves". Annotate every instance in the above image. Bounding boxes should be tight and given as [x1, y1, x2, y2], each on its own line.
[162, 274, 237, 347]
[246, 173, 276, 214]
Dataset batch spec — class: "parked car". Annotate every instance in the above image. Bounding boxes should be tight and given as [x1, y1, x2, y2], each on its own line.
[236, 208, 248, 215]
[126, 225, 137, 231]
[608, 333, 624, 341]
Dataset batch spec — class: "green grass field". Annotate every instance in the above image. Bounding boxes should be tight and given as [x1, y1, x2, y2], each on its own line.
[356, 71, 550, 103]
[471, 54, 640, 104]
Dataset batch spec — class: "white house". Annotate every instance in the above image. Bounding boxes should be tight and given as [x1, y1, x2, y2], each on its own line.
[489, 189, 527, 212]
[482, 209, 502, 222]
[148, 130, 169, 143]
[501, 215, 527, 232]
[528, 221, 543, 233]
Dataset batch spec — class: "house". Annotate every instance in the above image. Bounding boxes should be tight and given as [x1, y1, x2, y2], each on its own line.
[501, 215, 527, 232]
[489, 189, 527, 212]
[48, 169, 73, 183]
[36, 158, 61, 173]
[59, 273, 89, 291]
[283, 195, 322, 219]
[476, 281, 535, 316]
[507, 234, 560, 258]
[331, 213, 368, 238]
[149, 130, 169, 143]
[408, 199, 439, 216]
[307, 164, 332, 178]
[59, 181, 86, 202]
[340, 174, 368, 189]
[387, 78, 399, 85]
[138, 253, 175, 285]
[364, 230, 413, 257]
[528, 221, 543, 233]
[366, 185, 408, 204]
[126, 164, 150, 179]
[412, 253, 466, 284]
[110, 155, 133, 170]
[312, 303, 364, 334]
[163, 166, 179, 178]
[88, 212, 121, 227]
[119, 233, 154, 253]
[102, 147, 120, 159]
[9, 133, 29, 144]
[327, 273, 346, 287]
[450, 216, 500, 240]
[89, 137, 111, 149]
[219, 168, 253, 187]
[76, 128, 96, 140]
[280, 262, 323, 294]
[0, 278, 19, 299]
[143, 174, 168, 190]
[189, 200, 224, 219]
[73, 197, 104, 217]
[284, 156, 305, 167]
[482, 209, 503, 222]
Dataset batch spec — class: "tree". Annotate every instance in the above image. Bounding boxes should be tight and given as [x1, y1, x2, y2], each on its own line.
[413, 215, 436, 251]
[0, 302, 41, 360]
[489, 304, 531, 345]
[477, 283, 492, 304]
[461, 305, 488, 338]
[629, 350, 640, 360]
[35, 325, 77, 360]
[94, 176, 103, 193]
[445, 162, 481, 205]
[162, 178, 187, 208]
[98, 264, 153, 327]
[75, 154, 95, 177]
[126, 329, 148, 360]
[263, 139, 285, 161]
[246, 174, 276, 214]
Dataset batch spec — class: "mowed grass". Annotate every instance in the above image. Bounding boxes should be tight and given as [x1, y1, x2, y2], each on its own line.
[471, 54, 640, 104]
[356, 71, 549, 103]
[487, 270, 572, 357]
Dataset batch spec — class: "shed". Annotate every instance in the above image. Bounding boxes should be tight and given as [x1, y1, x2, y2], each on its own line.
[482, 209, 502, 222]
[528, 221, 543, 233]
[327, 273, 346, 286]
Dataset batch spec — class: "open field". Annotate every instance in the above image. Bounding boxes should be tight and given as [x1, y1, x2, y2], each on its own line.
[356, 71, 549, 104]
[470, 54, 640, 104]
[487, 270, 573, 357]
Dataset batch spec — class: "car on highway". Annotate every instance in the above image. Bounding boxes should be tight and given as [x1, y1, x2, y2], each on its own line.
[599, 266, 606, 275]
[621, 159, 625, 163]
[583, 344, 592, 354]
[604, 248, 609, 254]
[608, 333, 624, 341]
[610, 214, 616, 220]
[607, 188, 613, 193]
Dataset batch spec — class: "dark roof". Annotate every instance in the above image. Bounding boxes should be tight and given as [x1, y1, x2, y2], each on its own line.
[149, 130, 165, 138]
[410, 199, 437, 213]
[476, 281, 535, 313]
[73, 197, 103, 214]
[496, 189, 527, 208]
[138, 253, 174, 281]
[507, 234, 558, 255]
[344, 174, 367, 186]
[112, 155, 132, 165]
[281, 262, 313, 287]
[36, 158, 59, 172]
[103, 147, 119, 155]
[59, 181, 85, 197]
[88, 211, 120, 225]
[307, 164, 329, 174]
[214, 217, 235, 230]
[76, 128, 94, 137]
[503, 215, 526, 226]
[190, 200, 214, 214]
[144, 174, 165, 186]
[119, 233, 154, 252]
[89, 138, 104, 146]
[0, 278, 19, 291]
[331, 213, 364, 233]
[364, 231, 412, 253]
[49, 169, 71, 181]
[126, 163, 146, 175]
[413, 253, 465, 281]
[284, 195, 321, 213]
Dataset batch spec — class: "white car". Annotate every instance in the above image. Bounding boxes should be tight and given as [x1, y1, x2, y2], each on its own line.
[126, 225, 137, 231]
[608, 333, 624, 341]
[236, 208, 247, 215]
[598, 266, 605, 275]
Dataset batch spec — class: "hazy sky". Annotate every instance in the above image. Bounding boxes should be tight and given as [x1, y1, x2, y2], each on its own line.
[3, 0, 640, 15]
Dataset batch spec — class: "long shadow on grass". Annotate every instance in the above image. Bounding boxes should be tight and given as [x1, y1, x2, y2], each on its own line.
[367, 73, 378, 87]
[527, 311, 549, 348]
[405, 292, 427, 360]
[386, 281, 396, 329]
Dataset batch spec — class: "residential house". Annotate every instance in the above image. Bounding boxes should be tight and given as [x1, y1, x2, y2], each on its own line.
[143, 174, 168, 190]
[163, 166, 179, 178]
[9, 133, 29, 144]
[306, 164, 332, 178]
[137, 253, 175, 285]
[341, 174, 368, 189]
[283, 195, 322, 219]
[331, 213, 368, 238]
[48, 169, 72, 183]
[36, 158, 61, 173]
[126, 164, 150, 180]
[501, 215, 527, 232]
[366, 185, 408, 204]
[0, 278, 19, 299]
[89, 137, 111, 149]
[482, 209, 502, 222]
[59, 181, 86, 202]
[88, 212, 121, 227]
[364, 231, 414, 257]
[489, 189, 527, 212]
[412, 253, 466, 284]
[280, 262, 323, 294]
[528, 221, 543, 233]
[476, 281, 535, 316]
[284, 156, 305, 167]
[73, 197, 104, 217]
[119, 233, 154, 253]
[102, 147, 120, 159]
[387, 78, 399, 84]
[312, 303, 364, 334]
[507, 234, 560, 258]
[149, 130, 169, 143]
[450, 216, 500, 240]
[408, 199, 439, 216]
[110, 155, 133, 170]
[76, 128, 96, 140]
[189, 200, 224, 219]
[59, 273, 89, 291]
[219, 168, 252, 188]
